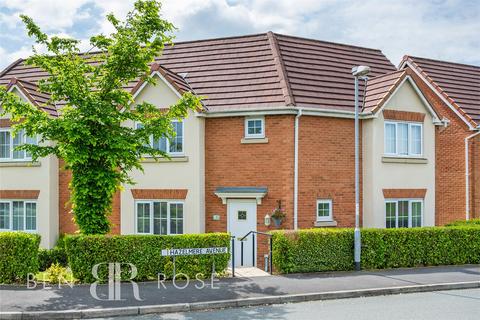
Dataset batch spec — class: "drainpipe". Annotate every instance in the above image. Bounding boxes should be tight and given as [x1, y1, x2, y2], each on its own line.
[465, 128, 480, 220]
[294, 108, 303, 230]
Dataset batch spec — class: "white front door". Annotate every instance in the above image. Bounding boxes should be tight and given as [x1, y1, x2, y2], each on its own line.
[228, 199, 257, 267]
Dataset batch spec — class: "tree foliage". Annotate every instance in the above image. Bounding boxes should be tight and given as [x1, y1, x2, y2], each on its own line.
[0, 0, 201, 234]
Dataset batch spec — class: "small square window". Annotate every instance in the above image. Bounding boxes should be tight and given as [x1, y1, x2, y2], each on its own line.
[317, 199, 333, 222]
[237, 210, 247, 221]
[245, 117, 265, 138]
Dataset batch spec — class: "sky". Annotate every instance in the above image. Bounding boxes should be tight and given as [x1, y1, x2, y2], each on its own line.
[0, 0, 479, 70]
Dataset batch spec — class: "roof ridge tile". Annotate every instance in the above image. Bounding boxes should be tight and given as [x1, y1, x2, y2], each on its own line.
[267, 31, 295, 106]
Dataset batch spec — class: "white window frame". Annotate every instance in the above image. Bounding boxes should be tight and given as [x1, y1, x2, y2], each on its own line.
[135, 120, 184, 156]
[244, 117, 265, 139]
[384, 199, 423, 228]
[0, 200, 37, 232]
[134, 200, 184, 235]
[0, 128, 37, 162]
[316, 199, 333, 222]
[384, 121, 423, 157]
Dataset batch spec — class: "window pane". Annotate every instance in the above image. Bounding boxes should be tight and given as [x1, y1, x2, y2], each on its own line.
[317, 202, 330, 217]
[247, 119, 263, 135]
[12, 201, 24, 231]
[12, 130, 25, 159]
[153, 202, 168, 235]
[161, 202, 168, 234]
[397, 123, 409, 155]
[0, 202, 10, 229]
[386, 202, 396, 228]
[170, 203, 184, 234]
[385, 123, 396, 154]
[169, 121, 183, 153]
[412, 201, 422, 227]
[136, 203, 150, 233]
[152, 137, 167, 152]
[25, 202, 36, 230]
[410, 125, 422, 155]
[398, 200, 409, 228]
[0, 131, 11, 159]
[25, 134, 36, 158]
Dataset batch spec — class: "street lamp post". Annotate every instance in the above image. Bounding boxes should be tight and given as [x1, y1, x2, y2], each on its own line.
[351, 65, 370, 271]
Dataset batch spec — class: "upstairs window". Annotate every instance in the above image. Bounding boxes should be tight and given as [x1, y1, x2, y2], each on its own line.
[316, 199, 333, 222]
[245, 117, 265, 139]
[136, 120, 184, 155]
[384, 121, 422, 157]
[0, 128, 37, 161]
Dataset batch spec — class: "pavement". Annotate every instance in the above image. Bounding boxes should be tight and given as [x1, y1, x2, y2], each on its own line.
[101, 288, 480, 320]
[0, 265, 479, 319]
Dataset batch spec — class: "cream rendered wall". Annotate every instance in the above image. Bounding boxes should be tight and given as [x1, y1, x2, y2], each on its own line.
[363, 80, 436, 228]
[121, 74, 205, 235]
[0, 87, 59, 248]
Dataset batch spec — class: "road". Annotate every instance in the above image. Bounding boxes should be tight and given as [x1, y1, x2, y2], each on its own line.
[101, 288, 480, 320]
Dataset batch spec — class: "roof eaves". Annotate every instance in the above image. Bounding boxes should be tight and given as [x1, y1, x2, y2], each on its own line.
[0, 58, 23, 79]
[267, 31, 295, 107]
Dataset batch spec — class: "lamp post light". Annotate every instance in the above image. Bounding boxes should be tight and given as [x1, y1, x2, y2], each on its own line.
[351, 65, 370, 271]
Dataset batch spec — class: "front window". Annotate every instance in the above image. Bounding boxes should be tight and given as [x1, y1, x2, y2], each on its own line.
[384, 121, 422, 157]
[0, 200, 37, 231]
[385, 199, 423, 228]
[0, 128, 37, 161]
[135, 201, 184, 235]
[136, 120, 184, 155]
[245, 117, 265, 138]
[316, 199, 333, 222]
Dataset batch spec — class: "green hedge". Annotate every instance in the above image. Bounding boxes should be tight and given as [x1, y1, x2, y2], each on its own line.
[0, 232, 40, 283]
[64, 233, 231, 283]
[446, 219, 480, 227]
[272, 229, 354, 273]
[272, 227, 480, 273]
[38, 236, 68, 271]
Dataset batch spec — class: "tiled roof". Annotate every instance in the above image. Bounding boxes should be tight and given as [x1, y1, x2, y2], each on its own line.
[0, 32, 398, 114]
[402, 56, 480, 126]
[363, 69, 407, 113]
[2, 78, 57, 116]
[274, 33, 396, 111]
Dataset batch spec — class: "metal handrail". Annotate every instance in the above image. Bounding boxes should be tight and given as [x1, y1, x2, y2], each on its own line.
[238, 230, 273, 274]
[239, 230, 272, 241]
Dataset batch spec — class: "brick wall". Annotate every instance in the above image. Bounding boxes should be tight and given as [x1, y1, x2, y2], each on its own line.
[409, 72, 473, 225]
[298, 116, 359, 227]
[472, 135, 480, 218]
[58, 159, 121, 235]
[205, 115, 295, 268]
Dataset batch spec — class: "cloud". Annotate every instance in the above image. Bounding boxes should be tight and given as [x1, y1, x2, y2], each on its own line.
[0, 0, 479, 70]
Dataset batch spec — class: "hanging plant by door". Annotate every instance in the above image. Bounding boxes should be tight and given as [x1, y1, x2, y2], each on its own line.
[271, 200, 286, 227]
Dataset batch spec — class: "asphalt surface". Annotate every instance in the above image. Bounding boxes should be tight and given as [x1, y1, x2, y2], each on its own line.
[0, 265, 479, 312]
[100, 288, 480, 320]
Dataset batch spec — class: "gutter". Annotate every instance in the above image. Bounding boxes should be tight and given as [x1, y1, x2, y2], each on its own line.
[465, 127, 480, 220]
[294, 108, 303, 230]
[196, 106, 366, 119]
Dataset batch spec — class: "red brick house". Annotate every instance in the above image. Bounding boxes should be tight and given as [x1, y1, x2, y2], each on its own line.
[0, 32, 478, 268]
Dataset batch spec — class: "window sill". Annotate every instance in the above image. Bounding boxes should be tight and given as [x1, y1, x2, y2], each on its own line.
[382, 156, 428, 164]
[241, 137, 269, 144]
[0, 161, 41, 167]
[314, 220, 338, 227]
[141, 156, 189, 163]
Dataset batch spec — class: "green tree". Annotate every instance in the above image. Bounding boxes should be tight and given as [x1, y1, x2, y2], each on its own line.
[0, 0, 201, 234]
